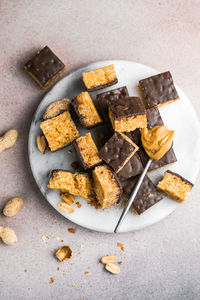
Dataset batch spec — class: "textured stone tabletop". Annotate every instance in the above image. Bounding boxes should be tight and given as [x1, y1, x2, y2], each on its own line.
[0, 1, 200, 299]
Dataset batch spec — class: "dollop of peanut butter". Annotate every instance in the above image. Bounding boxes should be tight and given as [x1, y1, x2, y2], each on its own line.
[141, 126, 175, 161]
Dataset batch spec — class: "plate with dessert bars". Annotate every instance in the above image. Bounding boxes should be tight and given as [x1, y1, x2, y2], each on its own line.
[28, 60, 200, 233]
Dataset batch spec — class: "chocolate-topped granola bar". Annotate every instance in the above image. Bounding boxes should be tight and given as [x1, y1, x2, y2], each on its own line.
[157, 170, 193, 203]
[40, 111, 79, 151]
[139, 71, 179, 108]
[72, 92, 102, 128]
[48, 170, 94, 200]
[24, 46, 66, 88]
[73, 133, 102, 170]
[123, 175, 163, 215]
[109, 97, 147, 132]
[93, 165, 122, 209]
[98, 131, 138, 173]
[96, 86, 129, 122]
[82, 65, 118, 91]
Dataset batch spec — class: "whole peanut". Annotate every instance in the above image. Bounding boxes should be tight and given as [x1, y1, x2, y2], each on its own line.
[0, 227, 17, 245]
[3, 197, 23, 217]
[0, 129, 18, 153]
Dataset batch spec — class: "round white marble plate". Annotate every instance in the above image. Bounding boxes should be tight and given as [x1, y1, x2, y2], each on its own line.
[28, 60, 200, 233]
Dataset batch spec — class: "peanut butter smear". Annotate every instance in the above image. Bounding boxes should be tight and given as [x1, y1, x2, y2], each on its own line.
[141, 126, 175, 161]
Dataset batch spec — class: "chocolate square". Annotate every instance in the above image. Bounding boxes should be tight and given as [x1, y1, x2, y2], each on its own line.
[24, 46, 65, 88]
[117, 152, 144, 182]
[98, 132, 138, 173]
[139, 71, 179, 108]
[109, 97, 146, 120]
[96, 86, 129, 122]
[92, 123, 114, 148]
[123, 175, 163, 215]
[124, 129, 141, 146]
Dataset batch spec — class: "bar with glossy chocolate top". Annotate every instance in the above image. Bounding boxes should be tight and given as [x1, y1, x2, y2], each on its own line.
[24, 46, 66, 88]
[139, 71, 179, 108]
[123, 175, 163, 215]
[96, 86, 129, 122]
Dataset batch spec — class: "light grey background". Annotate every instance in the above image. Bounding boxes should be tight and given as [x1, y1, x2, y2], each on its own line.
[0, 1, 200, 299]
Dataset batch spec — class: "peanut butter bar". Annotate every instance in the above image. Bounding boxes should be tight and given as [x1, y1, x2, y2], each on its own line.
[139, 71, 179, 108]
[123, 175, 163, 215]
[96, 86, 129, 122]
[93, 165, 122, 209]
[40, 111, 79, 151]
[98, 131, 139, 173]
[82, 65, 118, 91]
[73, 133, 102, 170]
[24, 46, 66, 88]
[157, 170, 193, 203]
[109, 97, 147, 132]
[72, 92, 102, 128]
[48, 170, 94, 200]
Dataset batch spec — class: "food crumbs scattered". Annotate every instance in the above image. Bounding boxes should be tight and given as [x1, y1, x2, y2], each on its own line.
[24, 269, 28, 272]
[88, 266, 91, 269]
[117, 243, 124, 251]
[85, 272, 89, 275]
[118, 261, 123, 265]
[88, 199, 101, 209]
[69, 285, 77, 288]
[61, 239, 64, 242]
[91, 242, 95, 245]
[49, 277, 54, 284]
[68, 228, 76, 234]
[42, 235, 49, 242]
[71, 161, 79, 170]
[68, 149, 73, 154]
[57, 267, 59, 271]
[76, 202, 82, 208]
[56, 237, 60, 241]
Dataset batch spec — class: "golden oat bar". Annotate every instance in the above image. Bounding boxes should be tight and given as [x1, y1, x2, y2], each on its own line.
[139, 71, 179, 108]
[72, 92, 102, 128]
[73, 133, 102, 170]
[109, 97, 147, 132]
[157, 170, 193, 203]
[40, 111, 79, 151]
[82, 65, 118, 91]
[24, 46, 66, 89]
[48, 170, 94, 200]
[93, 165, 122, 209]
[98, 131, 139, 173]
